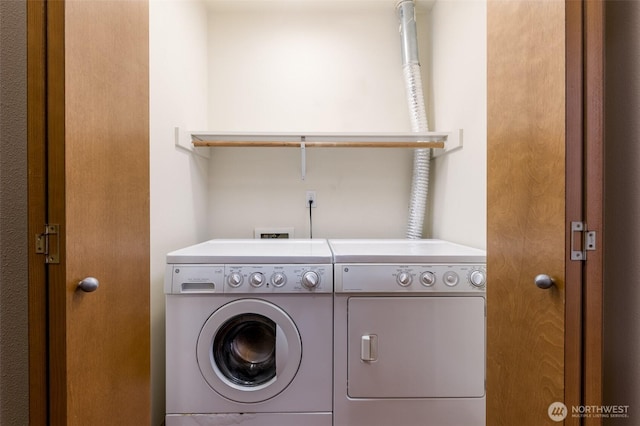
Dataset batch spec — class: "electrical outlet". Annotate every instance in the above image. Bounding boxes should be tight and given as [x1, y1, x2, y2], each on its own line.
[306, 191, 317, 208]
[254, 227, 294, 239]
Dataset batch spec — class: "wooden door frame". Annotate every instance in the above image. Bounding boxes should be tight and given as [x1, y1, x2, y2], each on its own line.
[27, 0, 48, 424]
[565, 1, 605, 423]
[565, 1, 585, 420]
[27, 0, 67, 422]
[565, 2, 606, 423]
[27, 1, 66, 422]
[583, 0, 605, 419]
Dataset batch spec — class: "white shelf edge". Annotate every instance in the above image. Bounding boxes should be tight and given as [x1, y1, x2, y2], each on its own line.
[187, 130, 452, 144]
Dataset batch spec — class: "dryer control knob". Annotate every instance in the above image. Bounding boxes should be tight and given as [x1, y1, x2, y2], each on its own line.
[249, 272, 265, 287]
[301, 271, 320, 289]
[420, 271, 436, 287]
[228, 272, 243, 288]
[271, 272, 287, 287]
[397, 272, 412, 287]
[469, 270, 487, 288]
[443, 271, 459, 287]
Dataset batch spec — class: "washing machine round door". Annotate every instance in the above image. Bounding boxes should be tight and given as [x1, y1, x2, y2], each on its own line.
[196, 299, 302, 403]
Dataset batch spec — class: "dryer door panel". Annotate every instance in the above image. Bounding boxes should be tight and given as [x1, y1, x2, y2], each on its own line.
[347, 296, 485, 398]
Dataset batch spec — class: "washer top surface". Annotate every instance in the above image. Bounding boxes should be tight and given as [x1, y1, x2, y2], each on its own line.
[166, 239, 333, 264]
[329, 239, 486, 263]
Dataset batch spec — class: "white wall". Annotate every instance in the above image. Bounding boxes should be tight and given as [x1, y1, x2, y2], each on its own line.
[205, 2, 417, 239]
[603, 1, 640, 423]
[149, 1, 211, 423]
[202, 1, 486, 245]
[429, 0, 486, 248]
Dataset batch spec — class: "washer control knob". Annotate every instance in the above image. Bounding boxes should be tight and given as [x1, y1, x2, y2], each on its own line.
[301, 271, 320, 289]
[228, 272, 243, 288]
[469, 270, 487, 288]
[397, 272, 412, 287]
[271, 272, 287, 287]
[443, 271, 459, 287]
[420, 271, 436, 287]
[249, 272, 265, 287]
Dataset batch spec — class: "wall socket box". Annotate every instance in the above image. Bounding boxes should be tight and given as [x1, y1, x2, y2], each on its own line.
[306, 191, 317, 208]
[254, 227, 295, 239]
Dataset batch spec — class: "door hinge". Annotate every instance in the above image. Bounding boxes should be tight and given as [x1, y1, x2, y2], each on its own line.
[35, 224, 60, 264]
[570, 221, 596, 261]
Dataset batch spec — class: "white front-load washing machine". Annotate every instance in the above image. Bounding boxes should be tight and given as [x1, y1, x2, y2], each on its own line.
[329, 239, 487, 426]
[165, 239, 333, 426]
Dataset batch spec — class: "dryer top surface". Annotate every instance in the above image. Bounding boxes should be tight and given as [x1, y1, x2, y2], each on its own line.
[329, 239, 486, 264]
[167, 239, 333, 264]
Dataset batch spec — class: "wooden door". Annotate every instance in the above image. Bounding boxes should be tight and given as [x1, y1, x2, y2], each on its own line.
[28, 0, 150, 424]
[487, 3, 567, 422]
[487, 1, 603, 425]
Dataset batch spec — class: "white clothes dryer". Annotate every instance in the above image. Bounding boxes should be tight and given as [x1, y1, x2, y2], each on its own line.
[165, 239, 333, 426]
[329, 239, 487, 426]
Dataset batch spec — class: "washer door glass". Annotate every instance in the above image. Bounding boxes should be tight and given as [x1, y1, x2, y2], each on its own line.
[197, 299, 302, 403]
[213, 313, 276, 387]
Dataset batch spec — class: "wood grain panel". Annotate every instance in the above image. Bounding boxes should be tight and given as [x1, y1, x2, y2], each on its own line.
[47, 0, 69, 422]
[487, 2, 566, 424]
[564, 1, 584, 424]
[26, 0, 48, 423]
[47, 0, 150, 424]
[583, 1, 605, 422]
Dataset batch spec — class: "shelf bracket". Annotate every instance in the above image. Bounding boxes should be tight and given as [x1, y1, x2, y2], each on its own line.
[432, 129, 463, 158]
[175, 127, 211, 159]
[300, 139, 306, 180]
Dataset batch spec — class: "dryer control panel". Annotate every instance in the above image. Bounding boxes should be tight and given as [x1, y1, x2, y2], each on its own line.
[165, 264, 333, 294]
[334, 264, 486, 294]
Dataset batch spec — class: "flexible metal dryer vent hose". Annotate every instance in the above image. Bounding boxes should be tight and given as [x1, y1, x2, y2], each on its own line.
[397, 0, 430, 240]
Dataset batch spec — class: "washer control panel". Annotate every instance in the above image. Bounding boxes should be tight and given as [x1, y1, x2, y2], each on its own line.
[166, 264, 333, 294]
[335, 264, 486, 293]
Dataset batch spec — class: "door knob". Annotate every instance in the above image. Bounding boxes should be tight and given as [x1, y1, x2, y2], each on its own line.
[534, 274, 555, 289]
[78, 277, 99, 292]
